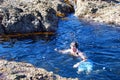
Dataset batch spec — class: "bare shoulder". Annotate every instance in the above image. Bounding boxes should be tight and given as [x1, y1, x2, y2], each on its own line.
[64, 49, 71, 53]
[77, 50, 87, 59]
[78, 50, 84, 54]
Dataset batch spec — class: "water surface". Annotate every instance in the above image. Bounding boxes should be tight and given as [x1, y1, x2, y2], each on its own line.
[0, 14, 120, 80]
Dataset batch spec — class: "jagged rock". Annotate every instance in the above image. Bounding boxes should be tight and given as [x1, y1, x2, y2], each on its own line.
[0, 24, 4, 34]
[0, 0, 4, 5]
[0, 14, 6, 34]
[74, 0, 120, 26]
[0, 60, 78, 80]
[0, 0, 72, 34]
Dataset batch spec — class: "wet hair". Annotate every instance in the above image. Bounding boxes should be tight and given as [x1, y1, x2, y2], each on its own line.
[70, 41, 78, 48]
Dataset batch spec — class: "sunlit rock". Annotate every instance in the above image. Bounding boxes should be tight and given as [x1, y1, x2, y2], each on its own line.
[0, 0, 72, 34]
[0, 60, 78, 80]
[74, 0, 120, 26]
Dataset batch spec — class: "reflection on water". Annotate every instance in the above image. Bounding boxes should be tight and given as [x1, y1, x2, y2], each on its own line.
[0, 14, 120, 79]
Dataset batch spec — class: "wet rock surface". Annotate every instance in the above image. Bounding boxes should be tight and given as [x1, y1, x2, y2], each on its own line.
[0, 60, 78, 80]
[74, 0, 120, 26]
[0, 0, 73, 34]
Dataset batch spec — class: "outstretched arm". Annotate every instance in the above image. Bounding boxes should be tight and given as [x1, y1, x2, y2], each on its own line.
[78, 51, 87, 61]
[73, 62, 81, 68]
[55, 48, 70, 54]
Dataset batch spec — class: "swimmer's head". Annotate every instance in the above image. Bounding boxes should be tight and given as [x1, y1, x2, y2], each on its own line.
[70, 41, 78, 48]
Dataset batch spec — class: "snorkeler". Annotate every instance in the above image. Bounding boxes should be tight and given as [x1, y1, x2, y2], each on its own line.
[55, 42, 87, 62]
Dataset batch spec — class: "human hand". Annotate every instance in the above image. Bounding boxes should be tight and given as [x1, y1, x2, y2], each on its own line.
[73, 62, 80, 68]
[81, 59, 87, 62]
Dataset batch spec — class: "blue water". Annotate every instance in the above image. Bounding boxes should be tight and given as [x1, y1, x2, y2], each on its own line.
[0, 14, 120, 80]
[76, 59, 93, 73]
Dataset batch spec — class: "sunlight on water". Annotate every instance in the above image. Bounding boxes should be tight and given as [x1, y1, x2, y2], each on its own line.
[0, 14, 120, 79]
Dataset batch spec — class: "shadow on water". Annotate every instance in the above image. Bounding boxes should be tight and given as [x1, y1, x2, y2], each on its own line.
[0, 14, 120, 79]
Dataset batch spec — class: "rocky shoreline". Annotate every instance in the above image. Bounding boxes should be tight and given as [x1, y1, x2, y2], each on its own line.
[0, 0, 120, 34]
[0, 60, 78, 80]
[74, 0, 120, 26]
[0, 0, 73, 34]
[1, 0, 119, 35]
[0, 0, 120, 80]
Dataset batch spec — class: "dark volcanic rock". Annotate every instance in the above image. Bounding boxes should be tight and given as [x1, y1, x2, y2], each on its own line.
[0, 0, 72, 34]
[0, 0, 4, 5]
[0, 24, 5, 35]
[0, 14, 5, 34]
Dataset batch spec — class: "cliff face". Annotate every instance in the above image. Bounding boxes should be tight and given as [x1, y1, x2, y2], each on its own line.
[74, 0, 120, 26]
[0, 0, 73, 34]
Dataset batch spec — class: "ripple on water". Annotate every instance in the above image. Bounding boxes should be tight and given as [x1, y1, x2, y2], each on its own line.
[0, 14, 120, 79]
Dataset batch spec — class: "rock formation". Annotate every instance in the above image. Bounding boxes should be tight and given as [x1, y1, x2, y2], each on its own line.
[0, 0, 73, 34]
[74, 0, 120, 26]
[0, 60, 78, 80]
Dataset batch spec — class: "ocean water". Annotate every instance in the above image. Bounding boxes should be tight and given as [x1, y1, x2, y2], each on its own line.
[0, 14, 120, 80]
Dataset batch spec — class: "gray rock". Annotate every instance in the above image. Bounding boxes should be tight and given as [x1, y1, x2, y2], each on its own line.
[0, 0, 4, 5]
[0, 24, 5, 34]
[0, 0, 72, 34]
[74, 0, 120, 26]
[0, 60, 78, 80]
[5, 13, 45, 33]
